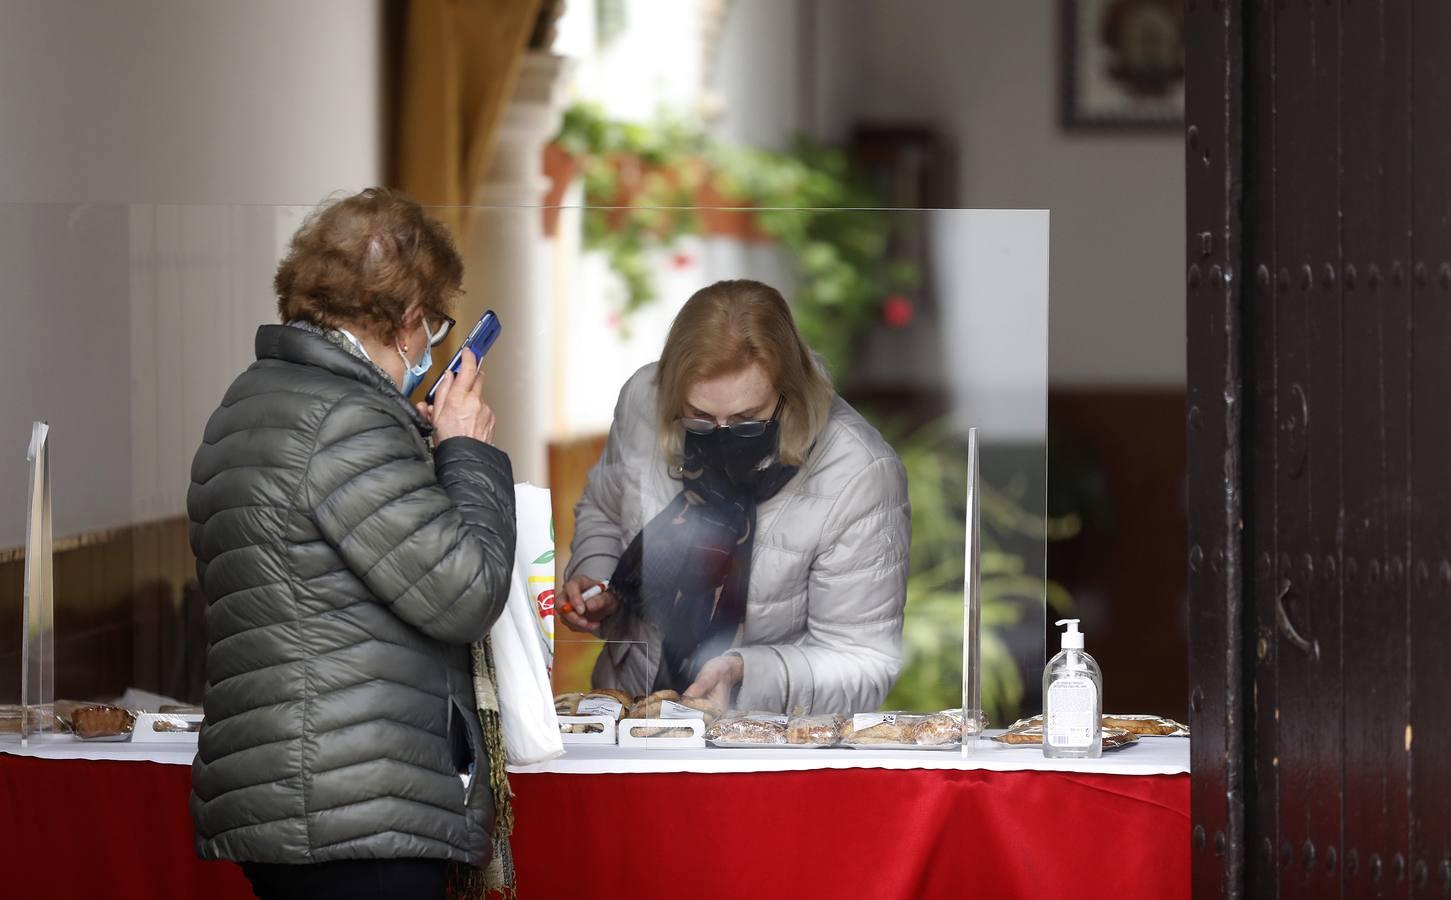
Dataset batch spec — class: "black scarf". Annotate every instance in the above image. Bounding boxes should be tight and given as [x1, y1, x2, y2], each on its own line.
[607, 425, 798, 692]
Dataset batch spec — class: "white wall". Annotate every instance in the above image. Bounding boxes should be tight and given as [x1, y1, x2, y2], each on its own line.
[0, 0, 383, 547]
[810, 0, 1185, 387]
[0, 0, 383, 206]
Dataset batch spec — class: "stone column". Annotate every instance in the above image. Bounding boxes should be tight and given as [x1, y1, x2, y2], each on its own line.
[461, 52, 571, 485]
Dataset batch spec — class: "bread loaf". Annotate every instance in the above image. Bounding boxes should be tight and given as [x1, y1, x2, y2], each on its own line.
[785, 714, 845, 746]
[71, 705, 136, 739]
[911, 713, 963, 746]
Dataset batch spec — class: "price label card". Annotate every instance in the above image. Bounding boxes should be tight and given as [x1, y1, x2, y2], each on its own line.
[658, 700, 705, 720]
[853, 713, 899, 731]
[576, 698, 622, 719]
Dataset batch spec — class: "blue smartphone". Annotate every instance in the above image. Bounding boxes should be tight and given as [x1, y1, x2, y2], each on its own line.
[424, 310, 501, 405]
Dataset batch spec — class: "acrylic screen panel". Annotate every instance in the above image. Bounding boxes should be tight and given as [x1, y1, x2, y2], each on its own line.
[530, 205, 1050, 738]
[0, 202, 1048, 742]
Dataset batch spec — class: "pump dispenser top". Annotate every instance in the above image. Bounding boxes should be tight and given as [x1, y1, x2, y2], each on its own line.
[1056, 618, 1084, 650]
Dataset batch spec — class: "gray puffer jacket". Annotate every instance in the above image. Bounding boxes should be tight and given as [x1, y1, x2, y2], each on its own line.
[186, 324, 515, 867]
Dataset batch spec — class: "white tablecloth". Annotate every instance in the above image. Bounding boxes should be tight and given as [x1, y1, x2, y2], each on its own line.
[2, 732, 1189, 777]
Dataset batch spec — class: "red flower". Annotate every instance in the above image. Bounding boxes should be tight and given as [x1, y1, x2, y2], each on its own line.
[605, 311, 621, 330]
[670, 251, 694, 270]
[882, 294, 913, 329]
[538, 589, 555, 618]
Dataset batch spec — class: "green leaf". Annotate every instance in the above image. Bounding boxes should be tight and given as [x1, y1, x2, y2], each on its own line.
[532, 550, 556, 565]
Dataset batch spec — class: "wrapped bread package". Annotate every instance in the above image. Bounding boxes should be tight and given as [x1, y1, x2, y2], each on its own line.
[1006, 713, 1188, 738]
[994, 724, 1139, 751]
[70, 705, 137, 741]
[911, 712, 964, 747]
[843, 715, 912, 745]
[706, 712, 790, 746]
[785, 714, 847, 747]
[625, 690, 681, 721]
[624, 694, 720, 739]
[839, 711, 967, 749]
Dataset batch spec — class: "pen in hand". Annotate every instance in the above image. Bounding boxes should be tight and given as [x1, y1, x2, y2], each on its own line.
[560, 580, 608, 615]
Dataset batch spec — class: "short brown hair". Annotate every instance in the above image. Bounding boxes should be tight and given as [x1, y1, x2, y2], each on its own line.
[656, 280, 835, 467]
[274, 187, 463, 340]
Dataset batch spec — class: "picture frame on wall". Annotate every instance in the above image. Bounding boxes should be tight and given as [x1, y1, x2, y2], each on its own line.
[1061, 0, 1185, 130]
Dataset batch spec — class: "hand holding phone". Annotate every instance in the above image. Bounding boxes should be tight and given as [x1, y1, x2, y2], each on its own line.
[426, 345, 496, 445]
[425, 310, 500, 406]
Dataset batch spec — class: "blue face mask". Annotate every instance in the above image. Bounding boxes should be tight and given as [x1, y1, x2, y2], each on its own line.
[396, 319, 438, 397]
[335, 322, 435, 397]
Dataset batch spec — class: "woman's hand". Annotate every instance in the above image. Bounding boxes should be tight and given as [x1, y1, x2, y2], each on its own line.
[418, 349, 496, 445]
[558, 574, 620, 635]
[685, 654, 744, 709]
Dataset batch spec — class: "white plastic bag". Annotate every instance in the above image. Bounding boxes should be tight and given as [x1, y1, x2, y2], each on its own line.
[489, 484, 563, 765]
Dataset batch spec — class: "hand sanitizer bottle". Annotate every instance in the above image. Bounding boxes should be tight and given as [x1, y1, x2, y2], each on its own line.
[1043, 618, 1102, 759]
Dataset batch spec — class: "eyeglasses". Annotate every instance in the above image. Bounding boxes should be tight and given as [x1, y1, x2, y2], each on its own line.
[680, 395, 785, 437]
[424, 315, 455, 347]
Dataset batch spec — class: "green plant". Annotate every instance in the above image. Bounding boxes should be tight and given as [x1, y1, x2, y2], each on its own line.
[554, 103, 915, 373]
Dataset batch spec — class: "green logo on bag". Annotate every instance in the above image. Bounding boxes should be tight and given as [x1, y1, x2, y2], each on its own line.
[532, 517, 556, 565]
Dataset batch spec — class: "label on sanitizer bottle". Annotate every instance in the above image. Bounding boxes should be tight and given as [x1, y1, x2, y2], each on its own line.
[1046, 676, 1096, 748]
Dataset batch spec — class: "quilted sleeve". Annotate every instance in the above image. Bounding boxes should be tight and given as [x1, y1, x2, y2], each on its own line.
[303, 394, 517, 644]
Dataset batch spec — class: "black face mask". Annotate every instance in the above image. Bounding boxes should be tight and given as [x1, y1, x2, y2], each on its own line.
[682, 420, 782, 489]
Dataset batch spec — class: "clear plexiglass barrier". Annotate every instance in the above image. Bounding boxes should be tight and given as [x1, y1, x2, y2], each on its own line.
[0, 203, 1048, 756]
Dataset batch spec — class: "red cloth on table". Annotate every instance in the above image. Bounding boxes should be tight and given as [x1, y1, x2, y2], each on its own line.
[0, 756, 1187, 900]
[0, 755, 251, 899]
[512, 768, 1188, 899]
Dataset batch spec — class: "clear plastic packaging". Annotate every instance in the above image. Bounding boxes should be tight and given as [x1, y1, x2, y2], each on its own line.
[994, 723, 1139, 752]
[69, 705, 138, 741]
[705, 712, 789, 746]
[785, 714, 848, 747]
[1006, 713, 1188, 738]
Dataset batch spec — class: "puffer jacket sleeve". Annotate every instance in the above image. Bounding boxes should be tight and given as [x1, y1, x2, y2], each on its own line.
[563, 369, 648, 584]
[732, 455, 910, 714]
[304, 393, 517, 645]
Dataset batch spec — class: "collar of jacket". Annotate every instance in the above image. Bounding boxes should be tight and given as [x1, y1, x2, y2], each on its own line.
[254, 324, 433, 438]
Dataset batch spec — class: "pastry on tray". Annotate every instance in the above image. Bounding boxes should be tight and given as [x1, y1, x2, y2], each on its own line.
[625, 690, 681, 720]
[841, 718, 911, 745]
[992, 725, 1139, 751]
[1100, 714, 1189, 736]
[785, 714, 846, 747]
[71, 705, 136, 740]
[152, 717, 203, 733]
[910, 713, 963, 746]
[706, 713, 789, 745]
[1008, 713, 1188, 738]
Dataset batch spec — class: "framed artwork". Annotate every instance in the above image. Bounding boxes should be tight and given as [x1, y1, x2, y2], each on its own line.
[1061, 0, 1185, 129]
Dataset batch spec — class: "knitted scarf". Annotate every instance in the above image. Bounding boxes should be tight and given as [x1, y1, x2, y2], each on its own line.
[289, 321, 515, 898]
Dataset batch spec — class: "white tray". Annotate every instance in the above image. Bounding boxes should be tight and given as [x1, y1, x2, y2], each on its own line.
[557, 714, 617, 745]
[707, 740, 831, 749]
[841, 741, 962, 751]
[617, 717, 705, 749]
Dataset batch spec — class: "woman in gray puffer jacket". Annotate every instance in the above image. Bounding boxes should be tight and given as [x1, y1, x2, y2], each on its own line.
[187, 189, 515, 900]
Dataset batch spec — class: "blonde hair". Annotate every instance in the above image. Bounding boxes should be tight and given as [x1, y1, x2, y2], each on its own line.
[655, 280, 834, 468]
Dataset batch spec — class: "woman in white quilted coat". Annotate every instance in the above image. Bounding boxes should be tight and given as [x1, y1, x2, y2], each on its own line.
[558, 279, 910, 715]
